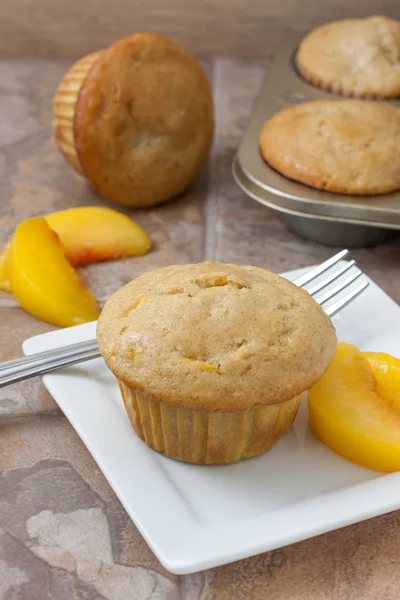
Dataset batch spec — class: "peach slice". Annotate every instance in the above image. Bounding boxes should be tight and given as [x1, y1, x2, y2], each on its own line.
[308, 342, 400, 472]
[45, 207, 151, 266]
[9, 217, 99, 327]
[362, 351, 400, 411]
[0, 241, 11, 292]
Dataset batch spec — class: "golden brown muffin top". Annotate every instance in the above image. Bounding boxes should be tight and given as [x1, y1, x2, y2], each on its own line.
[97, 263, 336, 412]
[297, 16, 400, 98]
[74, 33, 214, 207]
[260, 99, 400, 196]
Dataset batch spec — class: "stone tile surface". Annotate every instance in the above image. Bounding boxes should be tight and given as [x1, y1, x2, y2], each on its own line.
[0, 56, 400, 599]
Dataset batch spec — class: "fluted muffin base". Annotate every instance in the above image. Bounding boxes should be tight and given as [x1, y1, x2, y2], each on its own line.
[118, 381, 301, 464]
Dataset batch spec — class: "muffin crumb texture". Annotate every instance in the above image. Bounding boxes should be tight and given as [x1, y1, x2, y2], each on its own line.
[97, 263, 336, 412]
[260, 99, 400, 195]
[297, 16, 400, 98]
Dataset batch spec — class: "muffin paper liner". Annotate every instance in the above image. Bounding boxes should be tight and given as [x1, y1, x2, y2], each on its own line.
[53, 51, 101, 173]
[118, 381, 302, 464]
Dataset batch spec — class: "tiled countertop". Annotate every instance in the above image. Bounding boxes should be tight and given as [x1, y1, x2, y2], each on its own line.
[0, 57, 400, 600]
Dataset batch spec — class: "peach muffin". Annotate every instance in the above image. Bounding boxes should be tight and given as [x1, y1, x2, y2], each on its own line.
[260, 99, 400, 195]
[297, 16, 400, 98]
[97, 262, 336, 464]
[53, 33, 214, 207]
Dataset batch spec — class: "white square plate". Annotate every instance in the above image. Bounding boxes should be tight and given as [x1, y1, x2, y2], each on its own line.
[23, 266, 400, 574]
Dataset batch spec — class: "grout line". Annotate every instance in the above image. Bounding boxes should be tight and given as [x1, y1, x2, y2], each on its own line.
[0, 408, 62, 423]
[203, 58, 224, 262]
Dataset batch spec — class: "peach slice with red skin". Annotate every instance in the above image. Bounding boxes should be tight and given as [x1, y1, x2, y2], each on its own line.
[0, 207, 151, 291]
[9, 217, 99, 327]
[308, 342, 400, 472]
[45, 206, 151, 266]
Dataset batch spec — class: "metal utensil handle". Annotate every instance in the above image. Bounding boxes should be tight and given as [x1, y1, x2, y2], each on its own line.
[0, 344, 101, 388]
[0, 340, 99, 372]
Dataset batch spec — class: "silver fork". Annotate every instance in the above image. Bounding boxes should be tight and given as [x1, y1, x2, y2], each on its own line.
[0, 249, 368, 388]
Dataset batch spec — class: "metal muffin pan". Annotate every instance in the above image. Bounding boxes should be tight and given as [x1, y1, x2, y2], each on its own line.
[233, 36, 400, 247]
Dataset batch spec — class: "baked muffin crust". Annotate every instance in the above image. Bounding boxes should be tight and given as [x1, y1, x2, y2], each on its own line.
[68, 33, 213, 207]
[260, 99, 400, 195]
[297, 16, 400, 98]
[97, 263, 336, 411]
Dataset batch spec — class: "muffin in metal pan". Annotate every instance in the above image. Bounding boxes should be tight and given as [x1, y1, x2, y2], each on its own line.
[297, 16, 400, 99]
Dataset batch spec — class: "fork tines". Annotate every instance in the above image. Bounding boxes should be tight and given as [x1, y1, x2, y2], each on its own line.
[293, 249, 369, 317]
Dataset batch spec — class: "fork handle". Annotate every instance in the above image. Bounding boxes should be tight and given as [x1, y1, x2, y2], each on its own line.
[0, 343, 101, 388]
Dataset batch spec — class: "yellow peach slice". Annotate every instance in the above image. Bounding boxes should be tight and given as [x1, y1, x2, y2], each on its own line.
[9, 217, 99, 327]
[308, 342, 400, 472]
[0, 241, 11, 292]
[362, 352, 400, 411]
[45, 207, 151, 267]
